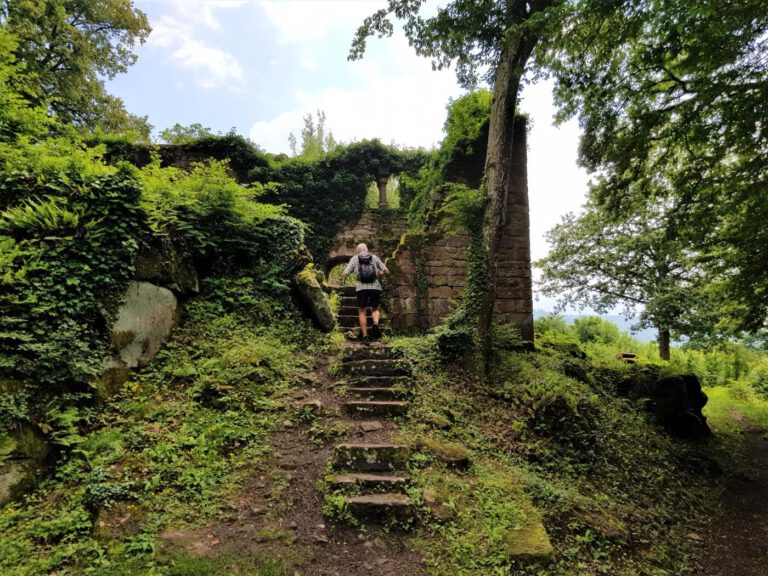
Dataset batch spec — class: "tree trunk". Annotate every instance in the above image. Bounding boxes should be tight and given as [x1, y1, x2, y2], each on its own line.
[658, 328, 671, 361]
[478, 30, 538, 373]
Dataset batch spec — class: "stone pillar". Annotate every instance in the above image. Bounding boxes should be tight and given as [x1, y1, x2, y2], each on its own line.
[496, 117, 534, 341]
[377, 166, 390, 208]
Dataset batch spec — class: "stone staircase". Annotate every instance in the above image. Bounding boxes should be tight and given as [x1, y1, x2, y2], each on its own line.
[313, 338, 555, 565]
[324, 344, 417, 525]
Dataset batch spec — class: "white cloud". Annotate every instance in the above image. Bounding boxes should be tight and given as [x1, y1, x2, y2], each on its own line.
[165, 0, 249, 30]
[520, 80, 589, 263]
[300, 47, 318, 70]
[259, 0, 383, 44]
[146, 3, 244, 88]
[249, 32, 462, 153]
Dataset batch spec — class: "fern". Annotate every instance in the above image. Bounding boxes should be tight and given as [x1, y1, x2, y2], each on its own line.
[0, 196, 80, 236]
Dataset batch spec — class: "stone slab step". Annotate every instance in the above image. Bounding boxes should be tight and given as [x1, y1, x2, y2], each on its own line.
[333, 443, 409, 471]
[346, 376, 412, 389]
[326, 473, 410, 490]
[343, 400, 408, 417]
[337, 315, 386, 328]
[342, 347, 402, 363]
[333, 286, 357, 297]
[348, 387, 408, 401]
[339, 360, 410, 378]
[341, 493, 416, 522]
[340, 305, 365, 315]
[340, 296, 359, 307]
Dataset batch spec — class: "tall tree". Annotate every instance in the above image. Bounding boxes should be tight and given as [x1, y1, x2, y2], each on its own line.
[289, 110, 338, 159]
[0, 0, 151, 137]
[538, 0, 768, 332]
[351, 0, 563, 368]
[537, 198, 715, 360]
[159, 123, 216, 145]
[0, 27, 50, 142]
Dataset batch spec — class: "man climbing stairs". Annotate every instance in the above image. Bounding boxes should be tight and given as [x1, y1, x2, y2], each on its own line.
[333, 285, 387, 336]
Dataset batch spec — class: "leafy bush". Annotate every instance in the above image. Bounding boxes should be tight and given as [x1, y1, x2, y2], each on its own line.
[0, 154, 143, 412]
[139, 159, 304, 278]
[0, 139, 306, 435]
[573, 316, 621, 344]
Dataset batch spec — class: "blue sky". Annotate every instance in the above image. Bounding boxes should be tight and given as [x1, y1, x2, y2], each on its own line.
[107, 0, 593, 311]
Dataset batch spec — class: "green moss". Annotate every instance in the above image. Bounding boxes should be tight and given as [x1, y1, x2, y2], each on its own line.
[420, 437, 471, 463]
[505, 506, 554, 561]
[11, 425, 49, 461]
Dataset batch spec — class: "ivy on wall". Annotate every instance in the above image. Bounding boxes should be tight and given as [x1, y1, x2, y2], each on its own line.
[257, 140, 428, 265]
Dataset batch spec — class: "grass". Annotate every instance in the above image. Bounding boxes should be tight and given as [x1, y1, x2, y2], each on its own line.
[5, 289, 768, 575]
[390, 334, 722, 576]
[703, 384, 768, 436]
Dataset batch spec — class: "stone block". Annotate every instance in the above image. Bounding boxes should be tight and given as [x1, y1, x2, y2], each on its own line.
[431, 286, 453, 299]
[109, 281, 179, 369]
[446, 235, 469, 248]
[294, 266, 336, 332]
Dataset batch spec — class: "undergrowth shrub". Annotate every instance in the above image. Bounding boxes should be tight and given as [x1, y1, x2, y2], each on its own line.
[0, 276, 318, 575]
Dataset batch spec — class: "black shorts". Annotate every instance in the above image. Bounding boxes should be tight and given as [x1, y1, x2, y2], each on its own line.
[356, 289, 381, 310]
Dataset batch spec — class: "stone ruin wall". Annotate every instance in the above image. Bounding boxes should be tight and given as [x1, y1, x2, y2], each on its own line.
[327, 119, 533, 340]
[327, 209, 410, 271]
[384, 117, 533, 340]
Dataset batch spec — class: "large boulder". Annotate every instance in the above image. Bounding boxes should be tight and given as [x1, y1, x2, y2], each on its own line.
[294, 267, 336, 332]
[134, 244, 199, 296]
[110, 281, 179, 368]
[99, 281, 179, 397]
[617, 369, 711, 439]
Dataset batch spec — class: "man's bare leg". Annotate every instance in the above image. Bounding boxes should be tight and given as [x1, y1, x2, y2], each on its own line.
[358, 307, 368, 338]
[372, 308, 381, 326]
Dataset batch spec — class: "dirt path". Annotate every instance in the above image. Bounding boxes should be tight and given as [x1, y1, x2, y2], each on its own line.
[695, 422, 768, 575]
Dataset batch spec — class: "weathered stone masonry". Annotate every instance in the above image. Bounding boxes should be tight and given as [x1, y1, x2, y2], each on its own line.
[330, 118, 533, 340]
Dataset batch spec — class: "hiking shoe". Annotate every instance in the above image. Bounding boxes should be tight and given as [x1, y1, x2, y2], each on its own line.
[370, 323, 381, 340]
[361, 336, 371, 346]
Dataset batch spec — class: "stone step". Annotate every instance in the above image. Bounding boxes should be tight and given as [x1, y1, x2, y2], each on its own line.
[340, 493, 417, 523]
[346, 376, 412, 389]
[339, 305, 390, 316]
[337, 315, 386, 328]
[333, 443, 409, 472]
[340, 296, 359, 306]
[342, 400, 408, 417]
[341, 347, 402, 363]
[347, 387, 408, 401]
[340, 305, 364, 315]
[332, 285, 357, 297]
[338, 359, 410, 378]
[326, 472, 410, 490]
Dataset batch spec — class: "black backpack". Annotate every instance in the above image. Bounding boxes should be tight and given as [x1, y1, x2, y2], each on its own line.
[357, 253, 377, 283]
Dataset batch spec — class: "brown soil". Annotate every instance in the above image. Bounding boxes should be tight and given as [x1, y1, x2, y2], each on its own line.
[160, 343, 427, 576]
[694, 417, 768, 576]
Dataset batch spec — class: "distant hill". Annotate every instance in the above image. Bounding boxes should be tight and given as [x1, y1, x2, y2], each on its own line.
[533, 309, 658, 343]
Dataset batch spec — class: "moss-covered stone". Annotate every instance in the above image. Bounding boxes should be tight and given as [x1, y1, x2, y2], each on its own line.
[420, 438, 471, 469]
[294, 266, 336, 332]
[505, 506, 554, 562]
[0, 424, 51, 506]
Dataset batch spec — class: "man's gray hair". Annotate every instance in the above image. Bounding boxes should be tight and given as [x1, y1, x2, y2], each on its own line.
[355, 243, 368, 254]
